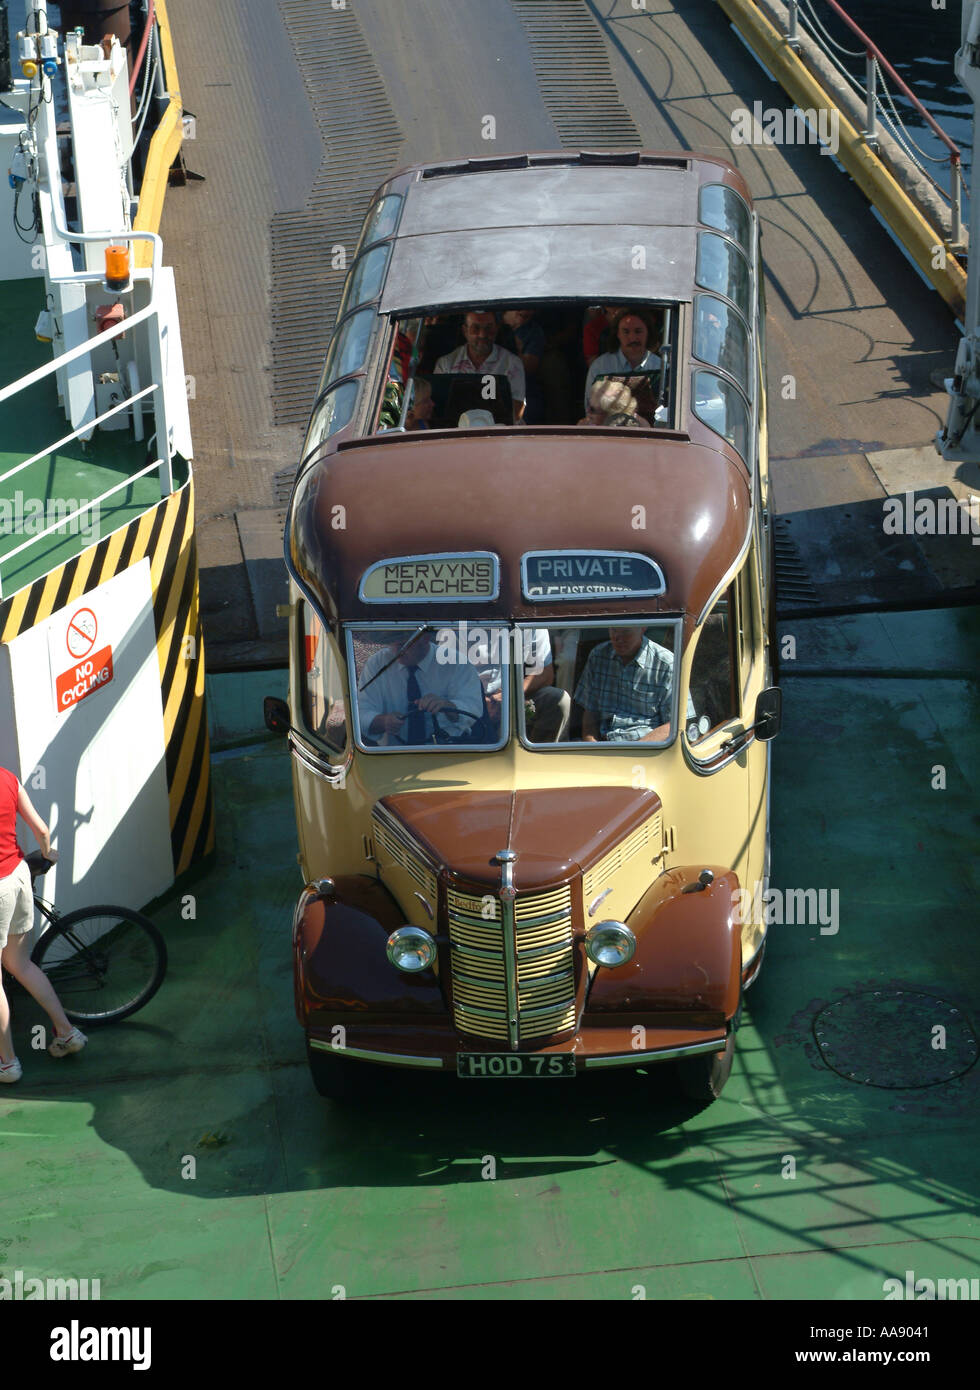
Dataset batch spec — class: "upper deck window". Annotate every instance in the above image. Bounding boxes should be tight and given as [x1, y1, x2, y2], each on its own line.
[303, 380, 359, 462]
[693, 294, 749, 395]
[699, 184, 751, 251]
[696, 232, 751, 321]
[356, 194, 402, 253]
[337, 243, 391, 320]
[316, 306, 377, 397]
[692, 369, 750, 463]
[376, 303, 678, 432]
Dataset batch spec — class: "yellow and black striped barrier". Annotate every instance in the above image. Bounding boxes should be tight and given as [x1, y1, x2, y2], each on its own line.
[0, 475, 214, 877]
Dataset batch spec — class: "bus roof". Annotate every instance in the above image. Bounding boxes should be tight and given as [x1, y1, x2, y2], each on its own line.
[377, 153, 753, 313]
[290, 430, 751, 627]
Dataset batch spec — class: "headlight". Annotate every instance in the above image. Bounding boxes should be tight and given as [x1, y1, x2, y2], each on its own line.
[386, 926, 437, 973]
[585, 920, 636, 968]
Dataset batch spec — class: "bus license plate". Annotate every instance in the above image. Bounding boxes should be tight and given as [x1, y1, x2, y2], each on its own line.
[457, 1053, 576, 1078]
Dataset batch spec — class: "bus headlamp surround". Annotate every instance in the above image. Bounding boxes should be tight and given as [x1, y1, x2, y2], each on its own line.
[585, 920, 636, 968]
[386, 926, 437, 973]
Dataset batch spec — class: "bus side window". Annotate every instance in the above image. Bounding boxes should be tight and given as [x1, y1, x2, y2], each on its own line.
[301, 606, 348, 753]
[688, 588, 739, 743]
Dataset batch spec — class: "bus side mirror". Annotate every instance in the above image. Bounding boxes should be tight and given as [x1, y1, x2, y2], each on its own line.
[753, 686, 782, 741]
[264, 696, 290, 736]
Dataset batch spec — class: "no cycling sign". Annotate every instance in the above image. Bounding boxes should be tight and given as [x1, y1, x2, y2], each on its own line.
[55, 605, 114, 713]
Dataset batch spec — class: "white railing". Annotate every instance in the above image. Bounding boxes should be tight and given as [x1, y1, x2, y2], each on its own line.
[0, 229, 175, 602]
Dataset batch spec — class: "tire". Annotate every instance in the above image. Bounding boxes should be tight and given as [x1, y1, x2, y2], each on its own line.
[31, 905, 167, 1025]
[675, 1029, 736, 1103]
[306, 1039, 359, 1100]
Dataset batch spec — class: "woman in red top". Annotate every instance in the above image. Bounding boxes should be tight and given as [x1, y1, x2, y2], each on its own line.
[0, 768, 87, 1083]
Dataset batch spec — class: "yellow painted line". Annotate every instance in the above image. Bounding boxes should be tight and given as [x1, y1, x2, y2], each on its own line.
[134, 100, 183, 261]
[133, 0, 185, 264]
[130, 504, 161, 566]
[153, 0, 183, 107]
[717, 0, 967, 318]
[0, 586, 33, 644]
[146, 489, 182, 594]
[31, 566, 65, 629]
[168, 674, 202, 824]
[155, 542, 193, 696]
[173, 699, 212, 870]
[177, 743, 214, 872]
[99, 524, 130, 589]
[162, 582, 203, 733]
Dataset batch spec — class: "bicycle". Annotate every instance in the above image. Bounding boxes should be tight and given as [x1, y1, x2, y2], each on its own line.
[24, 853, 168, 1024]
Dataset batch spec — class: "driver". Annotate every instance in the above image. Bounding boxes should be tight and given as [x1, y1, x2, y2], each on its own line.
[357, 630, 485, 745]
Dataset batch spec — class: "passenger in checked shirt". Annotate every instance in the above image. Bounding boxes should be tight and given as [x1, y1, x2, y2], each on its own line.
[574, 627, 694, 743]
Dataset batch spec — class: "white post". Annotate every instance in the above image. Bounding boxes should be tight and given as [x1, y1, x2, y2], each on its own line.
[865, 52, 878, 144]
[787, 1, 799, 49]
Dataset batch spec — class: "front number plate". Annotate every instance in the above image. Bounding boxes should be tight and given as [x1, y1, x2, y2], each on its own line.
[457, 1053, 576, 1078]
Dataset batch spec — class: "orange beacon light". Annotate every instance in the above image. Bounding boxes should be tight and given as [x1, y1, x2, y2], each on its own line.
[104, 246, 131, 292]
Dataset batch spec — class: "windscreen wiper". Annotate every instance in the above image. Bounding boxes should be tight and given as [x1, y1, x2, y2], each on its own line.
[358, 624, 435, 691]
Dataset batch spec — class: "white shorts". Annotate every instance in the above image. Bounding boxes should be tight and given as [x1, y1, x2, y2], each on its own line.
[0, 859, 34, 949]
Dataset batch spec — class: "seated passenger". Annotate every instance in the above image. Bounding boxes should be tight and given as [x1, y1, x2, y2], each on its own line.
[574, 626, 688, 743]
[390, 318, 422, 384]
[497, 308, 546, 423]
[584, 309, 660, 410]
[358, 630, 485, 745]
[457, 408, 497, 428]
[434, 309, 526, 422]
[582, 304, 625, 366]
[578, 380, 641, 428]
[419, 314, 460, 373]
[406, 377, 433, 429]
[469, 628, 571, 743]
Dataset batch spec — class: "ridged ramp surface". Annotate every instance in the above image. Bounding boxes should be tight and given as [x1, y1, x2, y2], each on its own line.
[270, 1, 403, 428]
[510, 0, 641, 147]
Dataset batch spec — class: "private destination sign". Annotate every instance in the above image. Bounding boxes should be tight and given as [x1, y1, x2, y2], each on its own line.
[360, 552, 499, 602]
[522, 551, 666, 601]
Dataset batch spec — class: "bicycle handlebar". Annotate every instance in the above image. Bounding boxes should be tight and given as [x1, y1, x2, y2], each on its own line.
[25, 851, 55, 880]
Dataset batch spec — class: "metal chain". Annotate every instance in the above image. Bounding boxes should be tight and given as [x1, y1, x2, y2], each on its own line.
[798, 0, 865, 59]
[793, 3, 966, 207]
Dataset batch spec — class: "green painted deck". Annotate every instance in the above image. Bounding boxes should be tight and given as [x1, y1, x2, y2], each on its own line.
[0, 279, 184, 598]
[1, 614, 977, 1300]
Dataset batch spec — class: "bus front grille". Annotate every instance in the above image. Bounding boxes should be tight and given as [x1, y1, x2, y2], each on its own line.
[448, 885, 576, 1042]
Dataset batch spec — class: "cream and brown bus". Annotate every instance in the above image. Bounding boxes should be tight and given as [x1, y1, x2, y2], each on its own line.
[267, 151, 781, 1102]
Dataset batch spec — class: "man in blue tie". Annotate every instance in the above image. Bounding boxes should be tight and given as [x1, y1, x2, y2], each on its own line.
[357, 629, 486, 746]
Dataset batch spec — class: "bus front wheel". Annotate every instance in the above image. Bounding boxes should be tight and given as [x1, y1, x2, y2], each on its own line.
[306, 1040, 358, 1100]
[675, 1030, 735, 1102]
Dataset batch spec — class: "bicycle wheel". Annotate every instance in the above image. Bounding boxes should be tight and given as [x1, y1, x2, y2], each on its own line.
[31, 905, 168, 1024]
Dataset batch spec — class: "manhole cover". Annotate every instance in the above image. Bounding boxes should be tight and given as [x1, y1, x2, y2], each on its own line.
[813, 991, 978, 1088]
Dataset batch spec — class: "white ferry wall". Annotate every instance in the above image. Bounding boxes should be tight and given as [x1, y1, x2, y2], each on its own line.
[0, 478, 214, 913]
